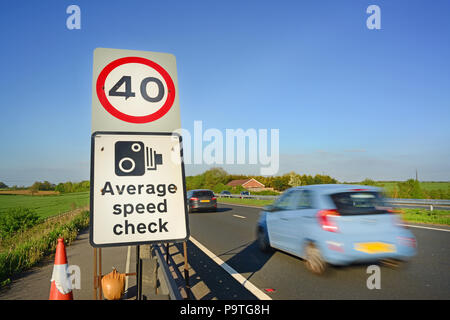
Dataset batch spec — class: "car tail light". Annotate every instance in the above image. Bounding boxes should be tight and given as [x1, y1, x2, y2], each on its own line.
[387, 207, 402, 214]
[317, 209, 340, 232]
[398, 236, 416, 248]
[190, 197, 198, 201]
[211, 197, 217, 200]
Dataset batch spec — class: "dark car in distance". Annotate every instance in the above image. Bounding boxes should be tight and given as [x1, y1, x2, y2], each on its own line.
[240, 191, 250, 198]
[187, 189, 217, 213]
[220, 190, 231, 197]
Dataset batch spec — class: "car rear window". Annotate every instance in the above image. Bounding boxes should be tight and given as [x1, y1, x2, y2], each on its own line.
[193, 191, 214, 197]
[330, 191, 390, 215]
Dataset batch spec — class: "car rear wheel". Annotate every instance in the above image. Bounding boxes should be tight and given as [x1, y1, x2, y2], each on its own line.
[257, 228, 272, 252]
[304, 243, 326, 275]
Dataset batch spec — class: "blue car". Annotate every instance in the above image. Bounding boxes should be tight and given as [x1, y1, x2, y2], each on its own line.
[256, 184, 417, 274]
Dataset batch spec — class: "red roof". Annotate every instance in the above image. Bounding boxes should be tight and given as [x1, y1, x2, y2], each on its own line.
[226, 178, 265, 188]
[226, 179, 251, 187]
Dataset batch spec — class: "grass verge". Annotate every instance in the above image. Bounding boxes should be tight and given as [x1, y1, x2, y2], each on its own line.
[0, 207, 90, 287]
[400, 208, 450, 226]
[217, 197, 273, 207]
[217, 198, 450, 226]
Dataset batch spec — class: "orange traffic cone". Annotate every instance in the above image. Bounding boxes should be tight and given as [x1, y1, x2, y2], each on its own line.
[49, 238, 73, 300]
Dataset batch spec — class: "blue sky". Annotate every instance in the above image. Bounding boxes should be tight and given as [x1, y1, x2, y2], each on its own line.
[0, 0, 449, 186]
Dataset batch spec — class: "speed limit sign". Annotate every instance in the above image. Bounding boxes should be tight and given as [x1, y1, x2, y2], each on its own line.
[91, 48, 181, 133]
[90, 48, 189, 247]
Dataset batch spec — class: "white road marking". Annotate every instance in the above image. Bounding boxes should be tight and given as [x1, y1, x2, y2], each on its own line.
[189, 236, 272, 300]
[233, 214, 246, 219]
[401, 224, 450, 232]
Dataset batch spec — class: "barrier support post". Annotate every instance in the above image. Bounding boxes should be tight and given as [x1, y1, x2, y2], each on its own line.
[93, 248, 97, 300]
[183, 241, 191, 300]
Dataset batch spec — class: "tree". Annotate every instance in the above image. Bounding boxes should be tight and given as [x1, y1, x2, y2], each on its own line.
[288, 171, 302, 187]
[203, 168, 229, 189]
[397, 179, 424, 199]
[30, 182, 40, 195]
[272, 175, 291, 191]
[64, 182, 74, 193]
[40, 181, 53, 191]
[186, 174, 205, 191]
[0, 182, 8, 189]
[55, 183, 65, 193]
[212, 183, 229, 193]
[360, 178, 378, 186]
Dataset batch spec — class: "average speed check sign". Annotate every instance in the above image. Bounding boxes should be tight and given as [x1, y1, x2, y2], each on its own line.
[90, 132, 189, 247]
[90, 48, 188, 247]
[91, 48, 181, 133]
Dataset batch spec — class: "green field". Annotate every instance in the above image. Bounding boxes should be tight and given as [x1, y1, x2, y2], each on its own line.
[376, 181, 450, 194]
[0, 192, 89, 219]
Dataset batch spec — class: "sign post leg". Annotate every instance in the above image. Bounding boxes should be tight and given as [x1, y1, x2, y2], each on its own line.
[98, 248, 103, 300]
[93, 248, 97, 300]
[93, 247, 103, 300]
[136, 245, 142, 300]
[183, 241, 191, 300]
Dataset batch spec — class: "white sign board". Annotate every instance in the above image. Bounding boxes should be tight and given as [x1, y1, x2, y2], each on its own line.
[91, 48, 181, 133]
[89, 132, 189, 247]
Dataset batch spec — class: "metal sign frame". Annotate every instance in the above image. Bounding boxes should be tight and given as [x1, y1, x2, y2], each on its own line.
[89, 131, 190, 248]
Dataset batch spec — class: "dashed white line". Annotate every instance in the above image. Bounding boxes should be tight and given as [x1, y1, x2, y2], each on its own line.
[233, 214, 246, 219]
[189, 236, 272, 300]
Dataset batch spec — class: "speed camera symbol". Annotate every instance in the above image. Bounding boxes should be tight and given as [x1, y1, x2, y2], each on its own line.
[114, 141, 163, 176]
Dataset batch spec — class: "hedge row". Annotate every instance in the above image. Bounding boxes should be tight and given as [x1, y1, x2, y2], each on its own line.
[0, 210, 89, 286]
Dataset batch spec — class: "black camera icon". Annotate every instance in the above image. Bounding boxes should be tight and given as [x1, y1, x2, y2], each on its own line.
[115, 141, 163, 176]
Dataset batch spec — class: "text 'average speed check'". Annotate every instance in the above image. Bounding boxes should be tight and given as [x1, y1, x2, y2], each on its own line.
[90, 132, 189, 247]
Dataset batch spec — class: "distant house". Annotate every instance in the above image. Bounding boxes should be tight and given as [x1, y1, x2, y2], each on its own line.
[226, 178, 265, 192]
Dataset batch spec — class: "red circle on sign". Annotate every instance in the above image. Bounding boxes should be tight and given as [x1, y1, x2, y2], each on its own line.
[96, 56, 176, 124]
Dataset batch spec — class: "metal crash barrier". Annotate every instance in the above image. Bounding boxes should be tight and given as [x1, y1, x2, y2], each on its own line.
[215, 193, 450, 210]
[94, 243, 185, 300]
[136, 244, 184, 300]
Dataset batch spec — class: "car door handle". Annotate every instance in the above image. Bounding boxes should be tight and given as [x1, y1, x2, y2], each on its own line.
[280, 217, 289, 221]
